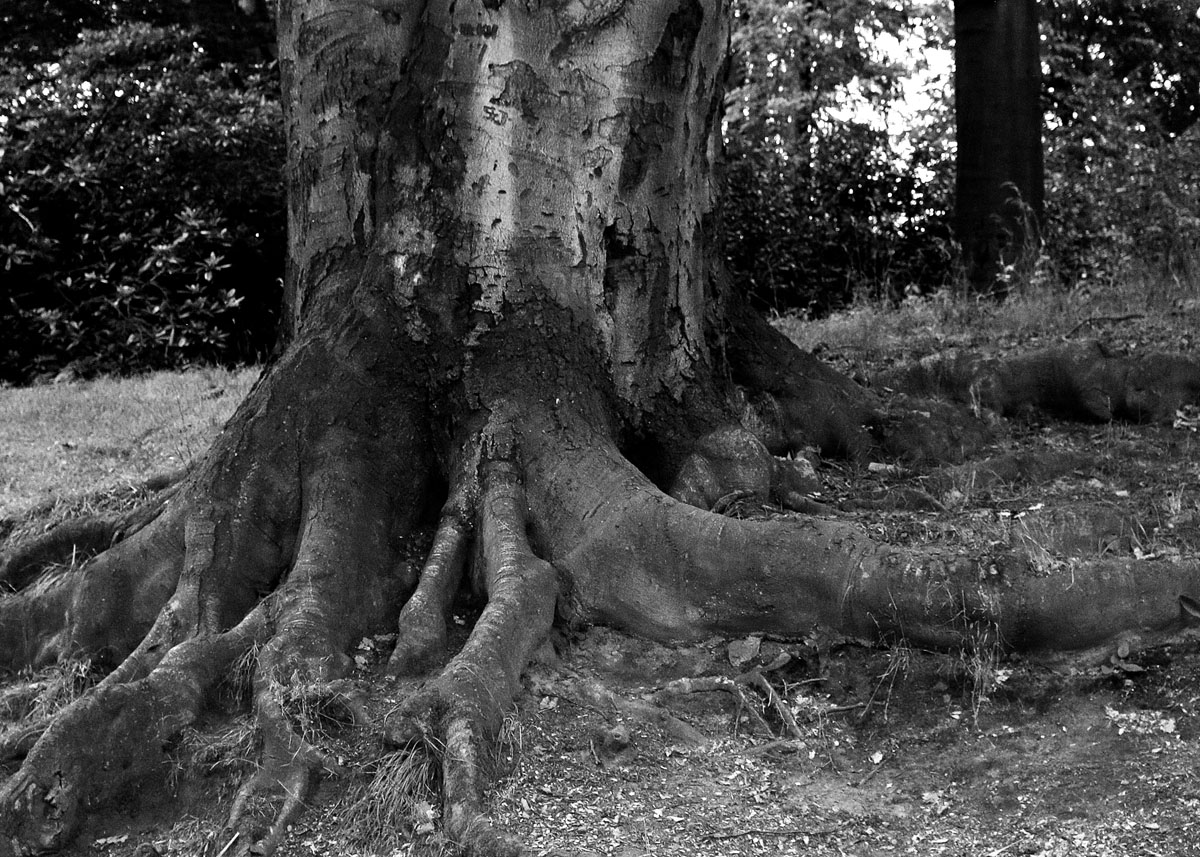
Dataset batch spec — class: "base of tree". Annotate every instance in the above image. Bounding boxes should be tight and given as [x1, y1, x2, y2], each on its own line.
[2, 330, 1200, 856]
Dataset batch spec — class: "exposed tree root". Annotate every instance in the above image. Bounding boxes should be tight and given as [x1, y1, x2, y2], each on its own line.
[4, 335, 1200, 857]
[879, 341, 1200, 423]
[0, 605, 270, 854]
[385, 424, 557, 857]
[387, 511, 469, 677]
[0, 520, 121, 595]
[523, 403, 1200, 659]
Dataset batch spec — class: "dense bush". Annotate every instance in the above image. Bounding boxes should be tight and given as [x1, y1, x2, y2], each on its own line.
[722, 0, 957, 313]
[1041, 0, 1200, 288]
[0, 22, 284, 384]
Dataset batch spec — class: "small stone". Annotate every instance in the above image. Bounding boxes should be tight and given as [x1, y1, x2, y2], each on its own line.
[602, 724, 631, 752]
[727, 634, 762, 668]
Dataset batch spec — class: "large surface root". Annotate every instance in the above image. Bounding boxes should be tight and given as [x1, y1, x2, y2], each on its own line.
[4, 330, 1200, 857]
[522, 402, 1200, 661]
[386, 426, 557, 856]
[878, 341, 1200, 424]
[387, 510, 469, 677]
[0, 342, 437, 855]
[0, 606, 270, 854]
[217, 421, 428, 856]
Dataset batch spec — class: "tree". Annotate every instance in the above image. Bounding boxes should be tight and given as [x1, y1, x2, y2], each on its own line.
[2, 2, 1200, 856]
[954, 0, 1044, 292]
[0, 23, 284, 383]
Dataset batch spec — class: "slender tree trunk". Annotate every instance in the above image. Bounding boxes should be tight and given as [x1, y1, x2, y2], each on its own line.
[954, 0, 1044, 293]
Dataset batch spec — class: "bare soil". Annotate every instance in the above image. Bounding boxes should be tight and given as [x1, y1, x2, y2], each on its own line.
[15, 412, 1200, 857]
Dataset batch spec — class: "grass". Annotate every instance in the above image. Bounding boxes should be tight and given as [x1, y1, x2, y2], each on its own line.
[0, 366, 259, 523]
[774, 251, 1200, 370]
[340, 749, 447, 854]
[0, 659, 99, 724]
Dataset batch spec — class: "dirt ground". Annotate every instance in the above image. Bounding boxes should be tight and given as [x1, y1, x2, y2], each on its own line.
[18, 414, 1200, 857]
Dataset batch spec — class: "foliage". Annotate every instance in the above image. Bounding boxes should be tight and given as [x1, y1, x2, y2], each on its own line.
[0, 0, 273, 68]
[1040, 0, 1200, 288]
[1043, 0, 1200, 138]
[5, 0, 1197, 380]
[0, 23, 284, 384]
[723, 0, 957, 313]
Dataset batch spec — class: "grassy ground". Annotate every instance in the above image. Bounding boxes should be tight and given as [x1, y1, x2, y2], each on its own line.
[0, 367, 260, 527]
[778, 268, 1199, 374]
[3, 274, 1200, 857]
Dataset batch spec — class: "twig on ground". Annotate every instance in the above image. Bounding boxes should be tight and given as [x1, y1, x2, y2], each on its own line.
[654, 675, 773, 736]
[828, 702, 866, 714]
[1066, 314, 1144, 337]
[853, 762, 884, 787]
[742, 670, 804, 739]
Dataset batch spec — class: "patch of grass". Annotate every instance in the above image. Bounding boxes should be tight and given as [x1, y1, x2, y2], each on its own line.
[180, 716, 260, 780]
[958, 624, 1008, 725]
[0, 658, 99, 724]
[860, 641, 912, 724]
[776, 259, 1200, 369]
[341, 749, 450, 855]
[0, 366, 259, 523]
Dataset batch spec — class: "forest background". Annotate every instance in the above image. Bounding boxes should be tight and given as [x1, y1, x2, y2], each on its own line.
[2, 0, 1198, 387]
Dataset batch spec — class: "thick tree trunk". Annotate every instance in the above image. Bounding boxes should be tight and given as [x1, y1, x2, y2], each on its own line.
[954, 0, 1044, 293]
[2, 2, 1200, 856]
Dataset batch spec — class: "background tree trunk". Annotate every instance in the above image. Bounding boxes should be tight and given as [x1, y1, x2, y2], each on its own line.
[954, 0, 1044, 293]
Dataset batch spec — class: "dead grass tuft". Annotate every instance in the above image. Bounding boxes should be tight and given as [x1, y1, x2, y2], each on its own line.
[276, 683, 360, 748]
[0, 658, 99, 724]
[180, 716, 260, 779]
[340, 749, 450, 854]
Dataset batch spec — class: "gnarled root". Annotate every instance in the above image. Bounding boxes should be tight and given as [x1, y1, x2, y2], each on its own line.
[218, 422, 428, 856]
[4, 336, 1200, 857]
[878, 341, 1200, 423]
[387, 511, 469, 677]
[0, 605, 270, 853]
[386, 423, 557, 856]
[522, 404, 1200, 661]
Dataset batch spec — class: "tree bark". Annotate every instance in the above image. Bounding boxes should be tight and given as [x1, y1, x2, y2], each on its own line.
[954, 0, 1044, 293]
[1, 2, 1199, 855]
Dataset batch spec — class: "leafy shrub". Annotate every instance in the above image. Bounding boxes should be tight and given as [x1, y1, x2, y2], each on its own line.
[722, 0, 956, 313]
[1040, 0, 1200, 288]
[0, 23, 284, 384]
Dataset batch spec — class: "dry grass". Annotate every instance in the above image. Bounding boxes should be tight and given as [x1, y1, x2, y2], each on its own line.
[340, 749, 447, 855]
[775, 257, 1200, 368]
[0, 658, 98, 724]
[180, 716, 260, 779]
[0, 366, 259, 522]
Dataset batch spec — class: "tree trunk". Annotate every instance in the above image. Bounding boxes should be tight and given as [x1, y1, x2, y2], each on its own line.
[954, 0, 1044, 293]
[2, 2, 1199, 855]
